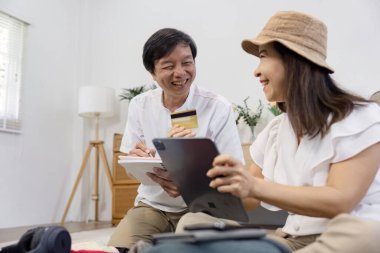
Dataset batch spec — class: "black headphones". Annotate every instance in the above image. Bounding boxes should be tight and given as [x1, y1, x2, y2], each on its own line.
[1, 226, 71, 253]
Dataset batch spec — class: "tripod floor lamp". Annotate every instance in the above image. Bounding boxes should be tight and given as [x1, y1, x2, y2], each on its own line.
[61, 86, 115, 224]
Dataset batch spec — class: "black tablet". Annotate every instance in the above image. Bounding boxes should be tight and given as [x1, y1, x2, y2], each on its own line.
[153, 138, 249, 222]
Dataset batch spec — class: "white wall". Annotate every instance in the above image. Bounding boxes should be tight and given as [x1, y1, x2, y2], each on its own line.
[86, 0, 380, 138]
[0, 0, 379, 229]
[0, 0, 84, 228]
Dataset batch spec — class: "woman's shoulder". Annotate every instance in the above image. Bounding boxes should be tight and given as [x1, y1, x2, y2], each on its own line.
[252, 114, 285, 149]
[350, 102, 380, 118]
[265, 114, 286, 131]
[326, 102, 380, 163]
[255, 114, 286, 141]
[330, 102, 380, 135]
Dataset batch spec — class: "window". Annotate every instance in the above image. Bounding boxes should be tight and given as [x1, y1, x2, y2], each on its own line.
[0, 11, 27, 133]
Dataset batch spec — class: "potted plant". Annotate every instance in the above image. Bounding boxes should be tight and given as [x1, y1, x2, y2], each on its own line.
[234, 97, 263, 141]
[119, 84, 156, 102]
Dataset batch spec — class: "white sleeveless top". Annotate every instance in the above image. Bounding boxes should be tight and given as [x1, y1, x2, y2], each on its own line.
[250, 103, 380, 236]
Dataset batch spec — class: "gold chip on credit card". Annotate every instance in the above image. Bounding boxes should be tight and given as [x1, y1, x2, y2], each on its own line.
[171, 109, 198, 129]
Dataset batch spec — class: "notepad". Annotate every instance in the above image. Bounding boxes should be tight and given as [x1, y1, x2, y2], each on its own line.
[118, 156, 166, 185]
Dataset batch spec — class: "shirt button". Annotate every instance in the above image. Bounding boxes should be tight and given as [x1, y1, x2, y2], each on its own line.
[294, 224, 300, 231]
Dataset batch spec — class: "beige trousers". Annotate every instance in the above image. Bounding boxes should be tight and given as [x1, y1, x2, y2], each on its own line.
[293, 214, 380, 253]
[175, 212, 241, 233]
[177, 212, 380, 253]
[107, 202, 187, 248]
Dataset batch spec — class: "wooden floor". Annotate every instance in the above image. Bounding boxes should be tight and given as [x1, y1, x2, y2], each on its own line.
[0, 221, 113, 243]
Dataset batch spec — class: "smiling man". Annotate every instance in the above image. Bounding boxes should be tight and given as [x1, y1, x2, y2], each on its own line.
[108, 28, 244, 250]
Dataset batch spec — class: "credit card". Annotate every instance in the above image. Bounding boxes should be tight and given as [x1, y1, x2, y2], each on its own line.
[170, 109, 198, 129]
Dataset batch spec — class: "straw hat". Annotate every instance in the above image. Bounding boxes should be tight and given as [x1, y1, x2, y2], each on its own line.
[242, 11, 334, 73]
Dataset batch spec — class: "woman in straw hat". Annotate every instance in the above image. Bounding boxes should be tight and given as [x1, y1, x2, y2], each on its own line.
[177, 11, 380, 252]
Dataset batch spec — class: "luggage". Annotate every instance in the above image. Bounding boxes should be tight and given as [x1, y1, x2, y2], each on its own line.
[141, 228, 290, 253]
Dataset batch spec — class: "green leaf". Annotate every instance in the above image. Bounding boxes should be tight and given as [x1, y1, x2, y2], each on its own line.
[119, 84, 156, 101]
[234, 97, 263, 127]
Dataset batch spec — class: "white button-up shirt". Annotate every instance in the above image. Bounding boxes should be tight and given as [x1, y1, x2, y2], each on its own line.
[121, 84, 244, 212]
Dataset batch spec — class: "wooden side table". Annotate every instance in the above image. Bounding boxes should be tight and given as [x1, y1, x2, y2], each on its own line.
[112, 133, 140, 225]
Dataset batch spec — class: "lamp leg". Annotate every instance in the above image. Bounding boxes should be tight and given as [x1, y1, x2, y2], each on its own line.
[93, 143, 100, 221]
[61, 142, 93, 224]
[92, 142, 113, 222]
[99, 143, 114, 189]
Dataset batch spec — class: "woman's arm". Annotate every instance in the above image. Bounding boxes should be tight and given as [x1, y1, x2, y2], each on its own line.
[242, 163, 263, 211]
[209, 156, 263, 211]
[209, 142, 380, 218]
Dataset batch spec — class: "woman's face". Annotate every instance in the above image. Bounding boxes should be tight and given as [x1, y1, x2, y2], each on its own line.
[254, 43, 286, 102]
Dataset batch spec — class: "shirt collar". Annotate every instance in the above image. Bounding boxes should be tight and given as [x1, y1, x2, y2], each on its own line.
[160, 84, 197, 113]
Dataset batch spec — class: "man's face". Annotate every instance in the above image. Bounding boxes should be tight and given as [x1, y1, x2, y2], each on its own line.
[152, 43, 196, 102]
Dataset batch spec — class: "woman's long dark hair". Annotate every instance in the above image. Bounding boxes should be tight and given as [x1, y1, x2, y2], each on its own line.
[274, 42, 368, 138]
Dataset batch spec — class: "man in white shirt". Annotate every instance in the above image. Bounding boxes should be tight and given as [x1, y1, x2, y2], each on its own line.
[108, 28, 243, 249]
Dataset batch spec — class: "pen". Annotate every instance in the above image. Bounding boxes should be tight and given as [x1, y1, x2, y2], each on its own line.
[137, 135, 153, 157]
